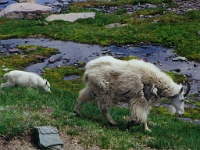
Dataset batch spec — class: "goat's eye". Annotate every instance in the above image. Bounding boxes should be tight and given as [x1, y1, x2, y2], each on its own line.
[181, 100, 184, 102]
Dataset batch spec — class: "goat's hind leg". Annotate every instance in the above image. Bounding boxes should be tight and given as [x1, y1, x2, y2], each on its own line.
[74, 86, 93, 116]
[98, 94, 117, 126]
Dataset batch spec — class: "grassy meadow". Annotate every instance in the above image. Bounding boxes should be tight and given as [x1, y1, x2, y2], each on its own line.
[0, 0, 200, 149]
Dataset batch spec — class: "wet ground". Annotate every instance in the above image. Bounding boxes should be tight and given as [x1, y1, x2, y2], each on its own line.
[1, 38, 200, 94]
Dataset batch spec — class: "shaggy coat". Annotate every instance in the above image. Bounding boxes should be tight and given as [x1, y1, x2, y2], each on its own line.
[74, 56, 184, 131]
[1, 70, 51, 93]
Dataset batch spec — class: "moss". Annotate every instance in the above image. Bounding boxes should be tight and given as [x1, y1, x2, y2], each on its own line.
[166, 72, 187, 83]
[43, 66, 84, 93]
[118, 55, 139, 61]
[184, 107, 200, 119]
[0, 45, 58, 76]
[17, 45, 58, 56]
[151, 106, 170, 115]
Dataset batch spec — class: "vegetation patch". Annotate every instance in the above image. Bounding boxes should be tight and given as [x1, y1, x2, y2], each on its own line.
[0, 0, 199, 61]
[0, 45, 58, 76]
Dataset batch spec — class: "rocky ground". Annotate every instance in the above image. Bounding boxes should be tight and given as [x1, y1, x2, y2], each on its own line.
[0, 0, 200, 14]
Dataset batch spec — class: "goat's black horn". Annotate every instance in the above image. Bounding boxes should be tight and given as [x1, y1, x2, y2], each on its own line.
[184, 81, 190, 97]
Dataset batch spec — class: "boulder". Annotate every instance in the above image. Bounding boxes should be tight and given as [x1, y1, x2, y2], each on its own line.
[45, 12, 95, 22]
[0, 3, 52, 19]
[33, 126, 64, 149]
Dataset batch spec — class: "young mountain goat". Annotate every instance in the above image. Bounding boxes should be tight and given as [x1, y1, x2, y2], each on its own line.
[74, 56, 190, 132]
[1, 70, 51, 93]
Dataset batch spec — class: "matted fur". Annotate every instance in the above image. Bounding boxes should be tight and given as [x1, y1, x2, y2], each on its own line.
[74, 56, 183, 131]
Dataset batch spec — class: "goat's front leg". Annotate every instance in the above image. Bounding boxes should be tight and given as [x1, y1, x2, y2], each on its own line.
[128, 95, 151, 131]
[142, 122, 151, 132]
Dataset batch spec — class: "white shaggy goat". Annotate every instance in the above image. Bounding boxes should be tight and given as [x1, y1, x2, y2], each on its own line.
[1, 70, 51, 93]
[74, 56, 190, 131]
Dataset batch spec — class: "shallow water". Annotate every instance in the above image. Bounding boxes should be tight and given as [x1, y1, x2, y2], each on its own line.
[0, 38, 200, 93]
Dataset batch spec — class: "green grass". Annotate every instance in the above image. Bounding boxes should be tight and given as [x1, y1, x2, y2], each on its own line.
[0, 83, 200, 149]
[0, 1, 199, 61]
[0, 0, 200, 149]
[0, 62, 200, 149]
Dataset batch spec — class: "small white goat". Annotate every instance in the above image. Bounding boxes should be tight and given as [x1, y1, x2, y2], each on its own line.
[1, 70, 51, 93]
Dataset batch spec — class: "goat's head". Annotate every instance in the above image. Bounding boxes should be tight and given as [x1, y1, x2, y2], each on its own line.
[43, 79, 51, 93]
[170, 82, 190, 116]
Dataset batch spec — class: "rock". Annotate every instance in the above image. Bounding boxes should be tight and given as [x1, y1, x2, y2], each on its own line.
[33, 126, 64, 149]
[8, 48, 21, 54]
[173, 68, 181, 72]
[17, 0, 36, 3]
[49, 55, 61, 63]
[0, 0, 8, 5]
[0, 3, 52, 19]
[115, 52, 124, 55]
[45, 12, 96, 22]
[194, 64, 198, 67]
[34, 55, 47, 60]
[172, 56, 187, 61]
[105, 23, 127, 28]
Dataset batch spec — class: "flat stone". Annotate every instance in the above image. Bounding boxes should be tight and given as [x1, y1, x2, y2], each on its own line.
[0, 0, 8, 5]
[0, 3, 52, 19]
[45, 12, 95, 22]
[8, 48, 21, 53]
[33, 126, 64, 148]
[34, 55, 47, 60]
[16, 0, 36, 2]
[104, 23, 127, 28]
[172, 56, 187, 61]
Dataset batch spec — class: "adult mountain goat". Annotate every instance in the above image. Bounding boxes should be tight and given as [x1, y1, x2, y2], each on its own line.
[1, 70, 51, 93]
[74, 56, 190, 131]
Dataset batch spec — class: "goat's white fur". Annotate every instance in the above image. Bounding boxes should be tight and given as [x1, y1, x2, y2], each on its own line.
[74, 56, 183, 131]
[1, 70, 51, 93]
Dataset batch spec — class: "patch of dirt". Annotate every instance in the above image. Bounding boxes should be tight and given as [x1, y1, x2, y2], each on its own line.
[0, 135, 38, 150]
[0, 127, 104, 150]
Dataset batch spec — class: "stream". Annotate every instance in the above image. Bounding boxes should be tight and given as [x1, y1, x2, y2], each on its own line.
[0, 38, 200, 95]
[1, 38, 200, 125]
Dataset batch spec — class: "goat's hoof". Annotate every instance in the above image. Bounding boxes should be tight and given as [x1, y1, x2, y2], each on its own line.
[127, 120, 140, 129]
[74, 110, 81, 117]
[145, 128, 152, 132]
[108, 121, 117, 127]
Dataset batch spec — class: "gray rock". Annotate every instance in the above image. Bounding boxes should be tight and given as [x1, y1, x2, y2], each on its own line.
[8, 48, 21, 54]
[33, 126, 64, 148]
[0, 0, 8, 4]
[172, 56, 187, 61]
[0, 3, 52, 19]
[104, 23, 127, 28]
